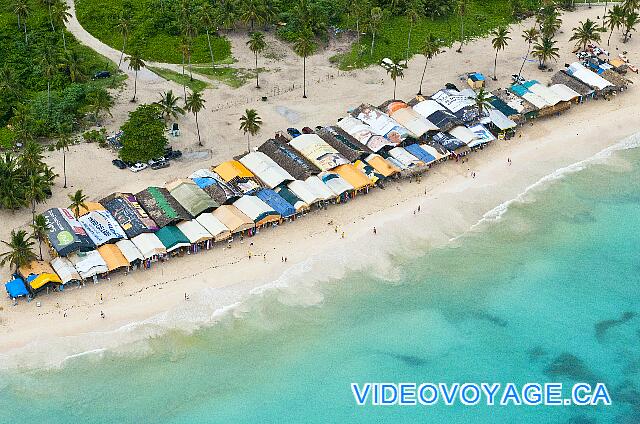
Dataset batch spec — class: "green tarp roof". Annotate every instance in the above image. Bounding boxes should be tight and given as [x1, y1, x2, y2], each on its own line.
[155, 225, 190, 250]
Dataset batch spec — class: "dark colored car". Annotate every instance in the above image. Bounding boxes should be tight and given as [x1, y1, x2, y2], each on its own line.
[151, 160, 170, 170]
[112, 159, 127, 169]
[301, 127, 314, 134]
[164, 149, 182, 161]
[287, 128, 302, 138]
[93, 71, 111, 79]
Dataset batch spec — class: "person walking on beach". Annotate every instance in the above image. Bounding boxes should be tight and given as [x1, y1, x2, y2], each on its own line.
[341, 232, 345, 239]
[507, 157, 511, 165]
[100, 311, 105, 319]
[418, 205, 421, 213]
[373, 227, 377, 235]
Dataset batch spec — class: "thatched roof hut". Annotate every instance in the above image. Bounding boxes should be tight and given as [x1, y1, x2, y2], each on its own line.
[257, 139, 321, 180]
[551, 71, 595, 98]
[315, 126, 373, 162]
[135, 186, 191, 228]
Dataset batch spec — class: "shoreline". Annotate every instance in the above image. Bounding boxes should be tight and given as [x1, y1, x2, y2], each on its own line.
[1, 92, 639, 367]
[1, 6, 639, 368]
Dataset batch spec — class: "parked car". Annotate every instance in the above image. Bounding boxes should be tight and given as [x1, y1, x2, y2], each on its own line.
[112, 159, 127, 169]
[93, 71, 111, 80]
[302, 127, 314, 134]
[163, 149, 182, 161]
[287, 127, 302, 138]
[151, 160, 170, 170]
[129, 162, 148, 172]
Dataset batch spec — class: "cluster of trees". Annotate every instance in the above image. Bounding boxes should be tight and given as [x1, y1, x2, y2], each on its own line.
[0, 189, 88, 272]
[0, 141, 56, 214]
[2, 0, 116, 140]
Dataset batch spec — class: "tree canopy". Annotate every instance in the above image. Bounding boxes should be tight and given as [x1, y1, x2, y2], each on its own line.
[118, 104, 168, 163]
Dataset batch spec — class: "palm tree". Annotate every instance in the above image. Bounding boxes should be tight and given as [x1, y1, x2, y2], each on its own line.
[622, 11, 639, 43]
[31, 214, 49, 260]
[185, 90, 206, 147]
[20, 140, 45, 175]
[40, 46, 57, 113]
[456, 0, 467, 53]
[56, 131, 72, 188]
[125, 50, 145, 102]
[386, 58, 405, 100]
[247, 32, 267, 88]
[41, 0, 55, 32]
[68, 190, 88, 218]
[517, 27, 539, 82]
[417, 34, 441, 95]
[179, 37, 190, 99]
[490, 27, 511, 81]
[156, 90, 185, 122]
[181, 17, 197, 80]
[532, 35, 559, 69]
[63, 49, 86, 83]
[293, 28, 316, 99]
[87, 89, 114, 124]
[605, 5, 625, 45]
[369, 7, 383, 56]
[52, 0, 71, 51]
[0, 153, 27, 210]
[26, 173, 48, 222]
[199, 3, 218, 70]
[13, 0, 30, 43]
[405, 0, 422, 64]
[0, 66, 20, 98]
[469, 88, 492, 116]
[0, 230, 36, 273]
[116, 14, 131, 69]
[239, 109, 262, 152]
[570, 19, 603, 52]
[241, 0, 265, 30]
[218, 0, 238, 32]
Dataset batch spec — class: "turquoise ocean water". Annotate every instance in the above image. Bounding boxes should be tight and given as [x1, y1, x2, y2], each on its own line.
[1, 139, 639, 423]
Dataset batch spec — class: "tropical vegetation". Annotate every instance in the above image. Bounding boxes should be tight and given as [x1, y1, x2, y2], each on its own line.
[118, 104, 168, 164]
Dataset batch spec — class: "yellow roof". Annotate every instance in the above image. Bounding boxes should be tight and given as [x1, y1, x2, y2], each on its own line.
[365, 155, 400, 177]
[19, 261, 57, 279]
[333, 164, 373, 190]
[609, 58, 625, 68]
[213, 160, 254, 182]
[18, 261, 62, 289]
[78, 202, 106, 217]
[97, 244, 130, 271]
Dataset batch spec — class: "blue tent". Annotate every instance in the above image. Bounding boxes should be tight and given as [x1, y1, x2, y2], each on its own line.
[405, 144, 436, 164]
[5, 278, 29, 299]
[256, 189, 296, 218]
[192, 177, 217, 189]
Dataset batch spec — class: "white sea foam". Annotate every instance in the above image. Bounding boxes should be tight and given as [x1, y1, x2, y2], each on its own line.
[469, 132, 640, 231]
[2, 132, 638, 371]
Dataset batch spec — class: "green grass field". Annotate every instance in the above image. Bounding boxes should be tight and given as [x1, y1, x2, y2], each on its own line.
[334, 0, 514, 70]
[148, 67, 210, 92]
[75, 0, 233, 65]
[192, 66, 261, 88]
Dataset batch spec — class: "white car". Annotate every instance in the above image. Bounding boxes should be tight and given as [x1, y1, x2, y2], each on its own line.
[129, 162, 148, 172]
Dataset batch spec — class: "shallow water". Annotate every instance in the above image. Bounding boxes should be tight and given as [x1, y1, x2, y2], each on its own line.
[1, 139, 639, 424]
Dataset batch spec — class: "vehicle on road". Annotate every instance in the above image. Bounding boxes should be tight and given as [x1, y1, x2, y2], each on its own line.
[150, 161, 170, 170]
[129, 162, 148, 172]
[112, 159, 127, 169]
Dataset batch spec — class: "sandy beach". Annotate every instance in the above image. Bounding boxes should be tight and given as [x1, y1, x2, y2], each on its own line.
[0, 5, 638, 366]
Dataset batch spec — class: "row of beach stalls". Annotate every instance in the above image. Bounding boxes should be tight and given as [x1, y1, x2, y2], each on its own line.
[5, 62, 631, 300]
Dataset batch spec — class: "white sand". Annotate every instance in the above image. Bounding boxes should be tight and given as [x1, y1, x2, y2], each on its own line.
[0, 5, 638, 364]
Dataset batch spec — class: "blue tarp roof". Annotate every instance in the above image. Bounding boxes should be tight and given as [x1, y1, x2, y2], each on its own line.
[192, 177, 217, 189]
[405, 144, 436, 163]
[468, 72, 485, 81]
[5, 278, 29, 298]
[489, 97, 519, 117]
[256, 189, 296, 218]
[510, 84, 529, 96]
